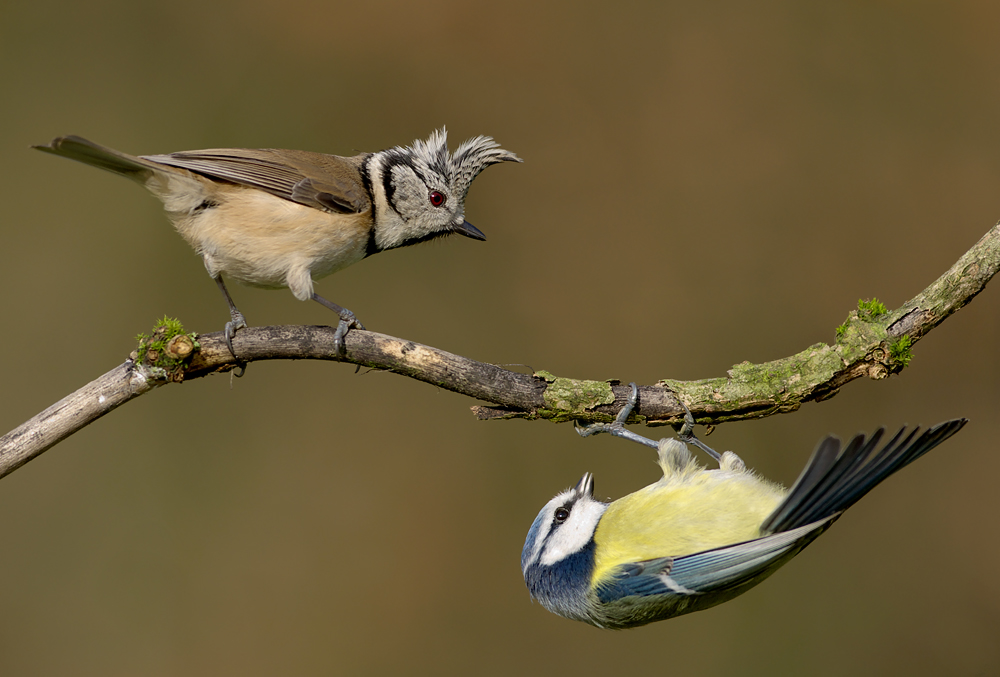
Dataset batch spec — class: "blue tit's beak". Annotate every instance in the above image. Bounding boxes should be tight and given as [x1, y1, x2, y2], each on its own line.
[575, 473, 594, 498]
[454, 220, 486, 241]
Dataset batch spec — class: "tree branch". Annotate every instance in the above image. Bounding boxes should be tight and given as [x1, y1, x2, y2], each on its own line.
[2, 222, 998, 480]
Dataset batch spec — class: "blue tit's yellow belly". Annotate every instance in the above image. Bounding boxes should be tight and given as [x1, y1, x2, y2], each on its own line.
[592, 467, 787, 585]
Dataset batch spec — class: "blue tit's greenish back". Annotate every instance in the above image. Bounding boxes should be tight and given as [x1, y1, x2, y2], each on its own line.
[592, 440, 786, 584]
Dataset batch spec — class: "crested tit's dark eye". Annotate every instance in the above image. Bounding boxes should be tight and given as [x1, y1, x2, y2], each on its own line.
[429, 190, 446, 207]
[554, 507, 570, 523]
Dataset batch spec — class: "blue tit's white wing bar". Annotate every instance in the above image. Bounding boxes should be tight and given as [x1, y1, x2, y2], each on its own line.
[595, 520, 830, 605]
[665, 520, 832, 590]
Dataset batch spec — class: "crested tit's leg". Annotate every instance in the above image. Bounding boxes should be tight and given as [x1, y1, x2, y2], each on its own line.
[311, 293, 366, 355]
[575, 382, 723, 462]
[214, 275, 247, 359]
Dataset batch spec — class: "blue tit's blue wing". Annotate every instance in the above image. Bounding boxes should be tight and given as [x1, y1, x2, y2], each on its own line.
[666, 520, 831, 591]
[595, 519, 832, 605]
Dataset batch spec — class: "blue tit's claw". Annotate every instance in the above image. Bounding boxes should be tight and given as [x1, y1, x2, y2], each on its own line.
[616, 382, 639, 425]
[575, 383, 659, 449]
[574, 421, 604, 438]
[671, 397, 722, 462]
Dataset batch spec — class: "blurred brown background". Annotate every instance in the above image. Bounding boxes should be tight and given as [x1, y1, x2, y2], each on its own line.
[2, 1, 999, 675]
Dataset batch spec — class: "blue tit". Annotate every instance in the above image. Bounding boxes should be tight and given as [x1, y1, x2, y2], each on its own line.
[521, 384, 967, 629]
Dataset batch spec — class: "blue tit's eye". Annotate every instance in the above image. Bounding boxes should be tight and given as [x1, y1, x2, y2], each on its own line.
[555, 507, 570, 523]
[429, 190, 446, 207]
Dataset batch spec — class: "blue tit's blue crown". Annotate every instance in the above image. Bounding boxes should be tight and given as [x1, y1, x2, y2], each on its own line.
[520, 510, 548, 573]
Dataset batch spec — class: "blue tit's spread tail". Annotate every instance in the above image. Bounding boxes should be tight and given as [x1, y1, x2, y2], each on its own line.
[762, 419, 967, 534]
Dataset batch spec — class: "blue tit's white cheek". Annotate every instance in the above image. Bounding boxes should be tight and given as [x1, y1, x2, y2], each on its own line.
[539, 498, 606, 566]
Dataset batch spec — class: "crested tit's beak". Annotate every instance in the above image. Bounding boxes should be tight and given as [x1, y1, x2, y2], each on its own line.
[454, 220, 486, 241]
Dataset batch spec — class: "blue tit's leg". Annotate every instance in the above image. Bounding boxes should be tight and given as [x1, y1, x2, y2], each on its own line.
[672, 400, 722, 463]
[576, 382, 724, 463]
[575, 383, 659, 449]
[658, 381, 723, 462]
[214, 275, 248, 377]
[311, 293, 366, 356]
